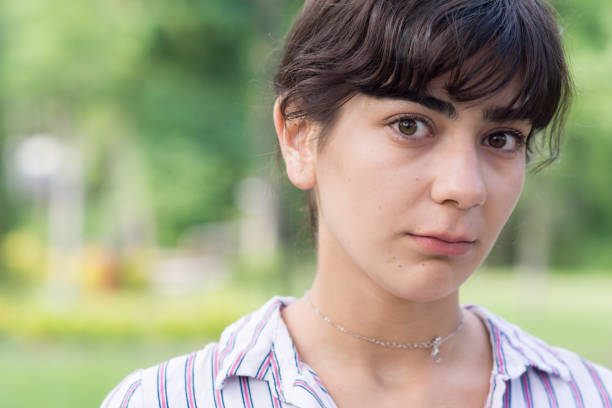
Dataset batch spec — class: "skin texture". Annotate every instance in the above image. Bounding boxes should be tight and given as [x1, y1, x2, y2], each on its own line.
[276, 80, 530, 407]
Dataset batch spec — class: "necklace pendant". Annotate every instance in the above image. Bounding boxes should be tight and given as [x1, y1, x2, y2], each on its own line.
[305, 293, 464, 362]
[431, 336, 443, 363]
[431, 347, 441, 363]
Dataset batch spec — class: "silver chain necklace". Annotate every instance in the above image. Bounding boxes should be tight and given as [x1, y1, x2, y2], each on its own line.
[305, 293, 464, 363]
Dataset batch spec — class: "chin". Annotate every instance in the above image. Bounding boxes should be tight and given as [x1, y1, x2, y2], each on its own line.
[375, 260, 470, 303]
[387, 285, 457, 304]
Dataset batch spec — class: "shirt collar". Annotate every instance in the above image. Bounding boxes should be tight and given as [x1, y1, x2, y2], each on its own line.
[213, 296, 335, 407]
[213, 297, 572, 399]
[466, 304, 571, 382]
[213, 296, 291, 389]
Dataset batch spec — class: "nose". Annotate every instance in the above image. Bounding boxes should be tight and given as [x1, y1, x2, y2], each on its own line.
[430, 141, 486, 209]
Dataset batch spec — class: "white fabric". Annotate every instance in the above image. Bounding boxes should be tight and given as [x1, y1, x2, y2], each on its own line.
[101, 296, 612, 408]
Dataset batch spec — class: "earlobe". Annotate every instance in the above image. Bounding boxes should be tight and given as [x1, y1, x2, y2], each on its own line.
[273, 98, 318, 190]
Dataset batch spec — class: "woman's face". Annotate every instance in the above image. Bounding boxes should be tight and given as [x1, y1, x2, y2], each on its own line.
[281, 81, 530, 303]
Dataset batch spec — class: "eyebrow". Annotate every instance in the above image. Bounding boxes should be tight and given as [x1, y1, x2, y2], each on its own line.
[413, 94, 457, 118]
[402, 94, 528, 124]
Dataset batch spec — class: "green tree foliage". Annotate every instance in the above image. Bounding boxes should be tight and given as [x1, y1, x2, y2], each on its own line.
[1, 0, 612, 276]
[0, 0, 267, 249]
[547, 0, 612, 267]
[117, 1, 259, 244]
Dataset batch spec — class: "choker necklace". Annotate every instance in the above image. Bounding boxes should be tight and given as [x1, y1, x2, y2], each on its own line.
[305, 293, 464, 363]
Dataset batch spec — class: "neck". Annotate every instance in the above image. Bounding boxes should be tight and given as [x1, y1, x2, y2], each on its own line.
[282, 285, 466, 387]
[308, 221, 465, 359]
[283, 269, 466, 381]
[308, 269, 464, 359]
[281, 221, 490, 387]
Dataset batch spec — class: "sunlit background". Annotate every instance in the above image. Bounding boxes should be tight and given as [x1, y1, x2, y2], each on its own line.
[0, 0, 611, 406]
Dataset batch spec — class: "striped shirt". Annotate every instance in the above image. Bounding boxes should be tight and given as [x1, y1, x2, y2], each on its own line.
[101, 296, 612, 408]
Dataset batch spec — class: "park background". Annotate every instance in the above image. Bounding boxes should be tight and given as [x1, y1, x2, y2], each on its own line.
[0, 0, 611, 406]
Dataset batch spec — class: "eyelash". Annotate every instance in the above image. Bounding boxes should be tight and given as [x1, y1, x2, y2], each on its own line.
[389, 115, 434, 140]
[388, 115, 527, 153]
[483, 129, 527, 153]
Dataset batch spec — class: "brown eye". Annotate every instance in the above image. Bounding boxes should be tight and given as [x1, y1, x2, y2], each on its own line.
[482, 130, 525, 153]
[398, 119, 418, 135]
[391, 116, 432, 141]
[487, 133, 507, 149]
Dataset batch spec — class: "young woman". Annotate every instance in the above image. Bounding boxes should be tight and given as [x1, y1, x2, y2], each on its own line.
[103, 0, 612, 407]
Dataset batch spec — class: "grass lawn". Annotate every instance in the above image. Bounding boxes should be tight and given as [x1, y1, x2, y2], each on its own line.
[0, 339, 208, 408]
[0, 270, 610, 407]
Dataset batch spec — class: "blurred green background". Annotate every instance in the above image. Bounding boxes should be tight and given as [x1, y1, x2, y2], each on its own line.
[0, 0, 610, 406]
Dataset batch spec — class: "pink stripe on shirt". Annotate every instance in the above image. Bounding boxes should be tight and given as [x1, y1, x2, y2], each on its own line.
[586, 361, 611, 408]
[120, 380, 141, 408]
[186, 352, 197, 408]
[157, 361, 168, 408]
[240, 377, 253, 408]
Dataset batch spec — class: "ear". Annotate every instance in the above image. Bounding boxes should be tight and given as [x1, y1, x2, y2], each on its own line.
[273, 97, 318, 190]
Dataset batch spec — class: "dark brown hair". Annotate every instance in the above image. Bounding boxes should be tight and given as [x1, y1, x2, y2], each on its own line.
[274, 0, 572, 234]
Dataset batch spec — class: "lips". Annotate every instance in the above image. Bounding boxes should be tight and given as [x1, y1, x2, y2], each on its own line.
[407, 233, 476, 256]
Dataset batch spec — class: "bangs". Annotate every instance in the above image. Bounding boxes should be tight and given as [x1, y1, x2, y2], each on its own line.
[349, 0, 568, 131]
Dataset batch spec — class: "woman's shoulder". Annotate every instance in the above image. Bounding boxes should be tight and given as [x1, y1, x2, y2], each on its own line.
[100, 343, 218, 408]
[100, 296, 298, 408]
[467, 304, 612, 405]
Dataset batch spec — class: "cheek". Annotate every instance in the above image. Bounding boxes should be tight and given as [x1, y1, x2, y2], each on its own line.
[314, 153, 401, 263]
[315, 160, 383, 238]
[316, 142, 425, 231]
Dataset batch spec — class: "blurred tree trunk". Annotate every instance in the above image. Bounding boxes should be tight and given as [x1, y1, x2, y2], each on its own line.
[0, 20, 17, 279]
[514, 175, 555, 304]
[516, 179, 553, 274]
[250, 0, 296, 292]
